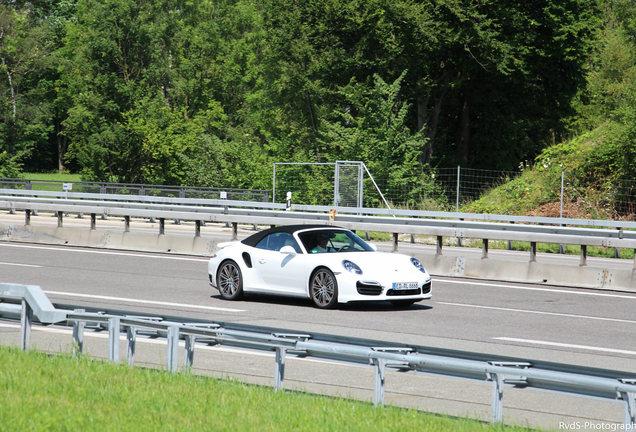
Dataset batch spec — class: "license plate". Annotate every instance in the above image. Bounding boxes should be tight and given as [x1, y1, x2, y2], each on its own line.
[392, 282, 418, 290]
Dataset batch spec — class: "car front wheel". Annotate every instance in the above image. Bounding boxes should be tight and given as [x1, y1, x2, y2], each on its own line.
[310, 268, 338, 309]
[217, 260, 244, 300]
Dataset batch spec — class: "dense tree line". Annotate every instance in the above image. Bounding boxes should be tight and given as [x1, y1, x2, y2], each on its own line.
[0, 0, 626, 203]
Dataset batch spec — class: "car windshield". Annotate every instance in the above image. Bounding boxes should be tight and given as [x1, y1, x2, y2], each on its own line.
[298, 230, 374, 254]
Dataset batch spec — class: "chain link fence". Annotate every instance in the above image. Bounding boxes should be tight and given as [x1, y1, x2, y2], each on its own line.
[273, 165, 636, 220]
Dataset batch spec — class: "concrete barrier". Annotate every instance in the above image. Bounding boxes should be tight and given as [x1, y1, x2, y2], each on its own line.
[3, 223, 636, 294]
[0, 224, 218, 255]
[413, 253, 636, 293]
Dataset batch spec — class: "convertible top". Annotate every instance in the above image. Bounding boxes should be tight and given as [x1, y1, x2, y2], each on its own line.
[241, 224, 344, 247]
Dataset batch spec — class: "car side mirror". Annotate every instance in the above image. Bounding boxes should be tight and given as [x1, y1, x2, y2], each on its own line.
[280, 245, 298, 256]
[368, 243, 378, 251]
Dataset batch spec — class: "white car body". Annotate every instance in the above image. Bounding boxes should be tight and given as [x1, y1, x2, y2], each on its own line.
[208, 225, 432, 308]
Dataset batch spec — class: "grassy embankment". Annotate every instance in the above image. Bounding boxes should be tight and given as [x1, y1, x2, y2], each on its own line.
[0, 347, 538, 432]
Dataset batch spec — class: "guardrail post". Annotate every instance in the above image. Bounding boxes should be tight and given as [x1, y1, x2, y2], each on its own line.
[124, 216, 130, 233]
[195, 221, 201, 237]
[25, 209, 30, 226]
[57, 211, 63, 228]
[482, 239, 489, 259]
[167, 325, 180, 373]
[457, 218, 464, 247]
[436, 236, 443, 255]
[108, 317, 121, 363]
[508, 221, 514, 250]
[619, 390, 636, 427]
[392, 233, 398, 252]
[372, 358, 386, 408]
[489, 372, 504, 424]
[126, 326, 136, 366]
[72, 309, 85, 356]
[232, 223, 238, 241]
[159, 218, 165, 235]
[580, 245, 587, 266]
[530, 242, 537, 262]
[20, 299, 33, 351]
[274, 347, 286, 392]
[90, 214, 96, 230]
[184, 335, 195, 373]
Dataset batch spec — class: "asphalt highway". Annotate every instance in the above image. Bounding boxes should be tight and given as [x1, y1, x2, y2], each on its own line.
[1, 240, 634, 374]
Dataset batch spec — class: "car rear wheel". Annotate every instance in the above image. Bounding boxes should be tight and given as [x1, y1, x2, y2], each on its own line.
[310, 268, 338, 309]
[217, 260, 243, 300]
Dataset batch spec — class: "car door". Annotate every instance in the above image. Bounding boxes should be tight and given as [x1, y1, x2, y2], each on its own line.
[253, 233, 308, 296]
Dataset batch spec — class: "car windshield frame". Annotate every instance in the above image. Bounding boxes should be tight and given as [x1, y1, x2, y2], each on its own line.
[297, 229, 374, 254]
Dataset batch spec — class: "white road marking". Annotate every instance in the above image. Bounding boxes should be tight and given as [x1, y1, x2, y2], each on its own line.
[493, 337, 636, 356]
[0, 261, 42, 268]
[0, 243, 209, 262]
[44, 290, 246, 313]
[435, 279, 636, 300]
[437, 301, 636, 324]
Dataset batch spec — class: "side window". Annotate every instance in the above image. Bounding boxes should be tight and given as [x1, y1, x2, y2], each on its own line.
[255, 235, 270, 250]
[255, 233, 301, 253]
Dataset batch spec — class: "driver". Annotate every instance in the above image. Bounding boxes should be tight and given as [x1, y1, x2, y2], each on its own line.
[312, 233, 335, 253]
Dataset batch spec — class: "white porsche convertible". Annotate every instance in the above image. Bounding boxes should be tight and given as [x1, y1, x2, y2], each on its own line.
[208, 225, 432, 309]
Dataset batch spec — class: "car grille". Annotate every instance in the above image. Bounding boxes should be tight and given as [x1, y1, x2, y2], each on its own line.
[421, 281, 431, 294]
[356, 281, 383, 296]
[386, 288, 421, 296]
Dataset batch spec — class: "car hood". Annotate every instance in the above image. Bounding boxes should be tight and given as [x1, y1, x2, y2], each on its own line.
[336, 252, 425, 274]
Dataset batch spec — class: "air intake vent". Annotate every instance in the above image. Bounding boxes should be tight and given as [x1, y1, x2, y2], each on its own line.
[421, 281, 431, 294]
[386, 288, 421, 296]
[356, 281, 383, 296]
[242, 252, 252, 268]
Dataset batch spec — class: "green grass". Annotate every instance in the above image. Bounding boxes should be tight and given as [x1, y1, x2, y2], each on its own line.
[22, 172, 83, 182]
[0, 347, 538, 432]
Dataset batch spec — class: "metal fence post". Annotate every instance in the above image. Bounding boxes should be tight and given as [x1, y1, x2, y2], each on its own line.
[372, 358, 386, 408]
[72, 309, 85, 357]
[456, 165, 461, 213]
[184, 335, 195, 374]
[275, 347, 286, 393]
[580, 245, 588, 266]
[167, 325, 180, 374]
[126, 326, 136, 366]
[530, 242, 537, 262]
[489, 372, 504, 424]
[20, 299, 33, 351]
[619, 379, 636, 427]
[482, 239, 489, 259]
[108, 317, 121, 363]
[620, 391, 636, 427]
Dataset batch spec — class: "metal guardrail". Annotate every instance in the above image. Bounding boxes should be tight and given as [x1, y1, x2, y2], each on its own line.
[2, 189, 636, 267]
[0, 178, 271, 202]
[1, 283, 635, 426]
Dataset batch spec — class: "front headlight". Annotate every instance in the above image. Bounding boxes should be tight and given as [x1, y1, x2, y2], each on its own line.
[342, 260, 363, 275]
[410, 257, 427, 273]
